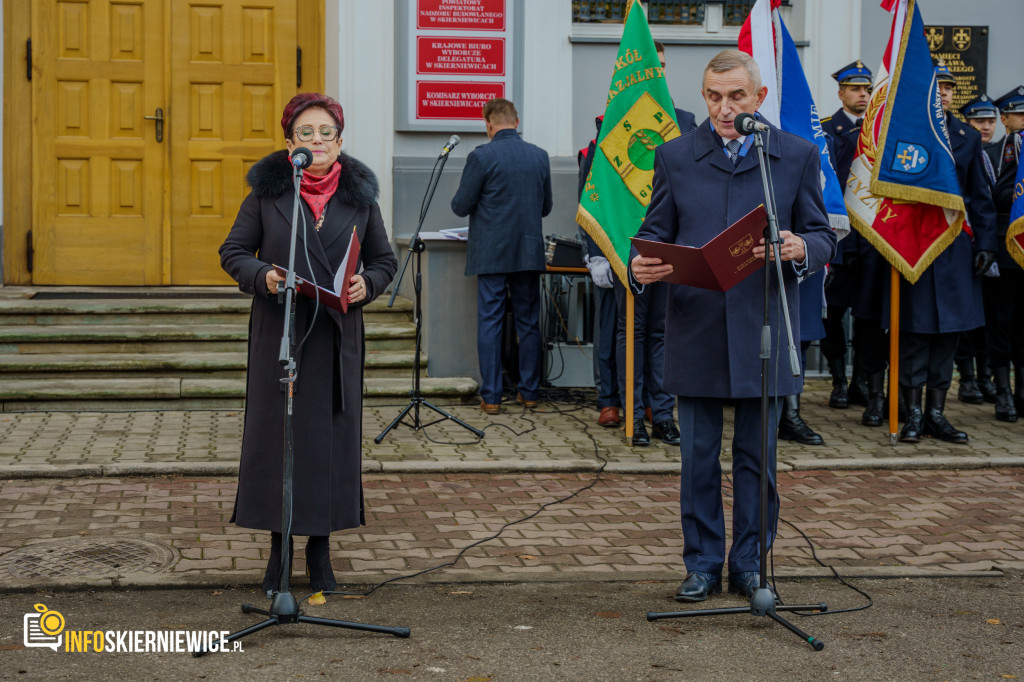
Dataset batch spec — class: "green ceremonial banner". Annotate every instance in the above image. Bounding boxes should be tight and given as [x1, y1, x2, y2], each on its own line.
[575, 0, 681, 284]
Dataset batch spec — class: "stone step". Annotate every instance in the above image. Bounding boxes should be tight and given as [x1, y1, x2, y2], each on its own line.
[0, 322, 417, 353]
[0, 295, 412, 325]
[0, 375, 479, 412]
[0, 350, 425, 379]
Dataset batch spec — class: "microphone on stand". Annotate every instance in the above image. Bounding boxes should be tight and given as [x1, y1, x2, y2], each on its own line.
[290, 147, 314, 169]
[438, 135, 460, 158]
[734, 113, 770, 134]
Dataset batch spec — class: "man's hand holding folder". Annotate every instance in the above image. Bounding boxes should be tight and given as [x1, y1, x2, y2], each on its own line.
[630, 205, 802, 292]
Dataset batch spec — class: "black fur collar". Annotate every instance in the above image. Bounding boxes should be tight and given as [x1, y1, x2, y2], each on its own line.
[246, 150, 379, 208]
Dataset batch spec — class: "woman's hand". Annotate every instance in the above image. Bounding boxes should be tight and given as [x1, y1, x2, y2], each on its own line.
[266, 269, 285, 295]
[348, 274, 367, 304]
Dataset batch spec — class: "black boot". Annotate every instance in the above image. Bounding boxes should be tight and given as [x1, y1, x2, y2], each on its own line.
[847, 362, 870, 407]
[778, 395, 824, 445]
[978, 356, 997, 404]
[956, 358, 984, 404]
[305, 535, 338, 593]
[994, 367, 1018, 422]
[826, 356, 849, 409]
[898, 387, 923, 443]
[924, 388, 969, 443]
[262, 532, 294, 596]
[861, 372, 886, 427]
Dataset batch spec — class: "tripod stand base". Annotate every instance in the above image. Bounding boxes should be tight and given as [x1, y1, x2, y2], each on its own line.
[192, 590, 410, 657]
[646, 596, 827, 651]
[375, 396, 483, 444]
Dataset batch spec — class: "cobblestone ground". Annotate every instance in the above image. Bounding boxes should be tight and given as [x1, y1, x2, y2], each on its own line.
[0, 379, 1021, 474]
[1, 468, 1021, 591]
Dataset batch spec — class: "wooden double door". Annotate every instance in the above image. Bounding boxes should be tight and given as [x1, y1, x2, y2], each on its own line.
[18, 0, 322, 285]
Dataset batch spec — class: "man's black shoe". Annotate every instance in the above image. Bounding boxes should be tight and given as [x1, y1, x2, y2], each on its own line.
[674, 571, 721, 602]
[651, 419, 681, 445]
[847, 370, 870, 407]
[728, 571, 778, 601]
[632, 421, 651, 446]
[778, 395, 824, 445]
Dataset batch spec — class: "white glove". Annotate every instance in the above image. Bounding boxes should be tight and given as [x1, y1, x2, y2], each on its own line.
[585, 255, 614, 288]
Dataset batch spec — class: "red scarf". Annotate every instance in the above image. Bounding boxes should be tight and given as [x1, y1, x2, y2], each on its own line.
[299, 161, 342, 222]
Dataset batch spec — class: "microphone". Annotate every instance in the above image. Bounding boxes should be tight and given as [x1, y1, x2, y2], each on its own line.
[290, 147, 313, 169]
[734, 113, 770, 134]
[438, 135, 460, 158]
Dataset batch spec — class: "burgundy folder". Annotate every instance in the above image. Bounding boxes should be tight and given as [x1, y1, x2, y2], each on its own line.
[274, 228, 361, 314]
[630, 204, 768, 292]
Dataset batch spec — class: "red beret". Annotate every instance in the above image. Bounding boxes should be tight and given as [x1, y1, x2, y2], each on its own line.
[281, 93, 345, 138]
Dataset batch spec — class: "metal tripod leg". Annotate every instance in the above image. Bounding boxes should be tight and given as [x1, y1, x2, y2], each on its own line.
[420, 398, 484, 437]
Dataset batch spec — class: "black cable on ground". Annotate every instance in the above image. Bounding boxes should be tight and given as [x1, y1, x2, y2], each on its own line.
[300, 389, 608, 602]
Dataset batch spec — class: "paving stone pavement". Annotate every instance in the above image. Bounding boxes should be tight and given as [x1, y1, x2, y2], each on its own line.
[1, 468, 1022, 592]
[1, 379, 1022, 477]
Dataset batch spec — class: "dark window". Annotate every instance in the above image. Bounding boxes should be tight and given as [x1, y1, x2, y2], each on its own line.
[572, 1, 705, 26]
[572, 1, 789, 27]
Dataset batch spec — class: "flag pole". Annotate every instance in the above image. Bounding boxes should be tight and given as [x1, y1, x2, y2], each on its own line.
[625, 288, 635, 446]
[888, 266, 900, 446]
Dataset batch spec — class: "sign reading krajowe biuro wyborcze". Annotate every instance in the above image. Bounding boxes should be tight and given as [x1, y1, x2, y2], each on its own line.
[924, 24, 989, 118]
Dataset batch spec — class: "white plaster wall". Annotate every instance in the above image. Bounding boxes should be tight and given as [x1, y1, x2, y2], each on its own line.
[333, 0, 396, 235]
[801, 0, 864, 117]
[521, 0, 574, 157]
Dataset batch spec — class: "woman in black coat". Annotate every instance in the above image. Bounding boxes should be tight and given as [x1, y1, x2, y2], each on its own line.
[220, 93, 397, 595]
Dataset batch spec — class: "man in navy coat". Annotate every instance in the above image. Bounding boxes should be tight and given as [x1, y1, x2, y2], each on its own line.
[884, 64, 997, 443]
[631, 50, 836, 602]
[452, 98, 553, 414]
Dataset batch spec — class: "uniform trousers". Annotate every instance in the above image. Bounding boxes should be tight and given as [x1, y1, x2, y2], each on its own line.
[855, 317, 890, 375]
[614, 280, 674, 422]
[985, 268, 1024, 370]
[820, 305, 852, 362]
[476, 272, 542, 405]
[899, 331, 958, 390]
[595, 285, 621, 409]
[677, 397, 780, 576]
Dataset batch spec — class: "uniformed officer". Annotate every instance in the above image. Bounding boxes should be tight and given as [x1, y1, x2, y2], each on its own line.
[891, 62, 998, 443]
[820, 61, 878, 418]
[953, 94, 1003, 405]
[984, 86, 1024, 422]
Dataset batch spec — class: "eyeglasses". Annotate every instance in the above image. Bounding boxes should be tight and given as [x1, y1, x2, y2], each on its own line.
[294, 125, 339, 141]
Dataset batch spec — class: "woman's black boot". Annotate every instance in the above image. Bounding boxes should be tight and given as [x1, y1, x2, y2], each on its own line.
[263, 532, 293, 597]
[306, 535, 338, 593]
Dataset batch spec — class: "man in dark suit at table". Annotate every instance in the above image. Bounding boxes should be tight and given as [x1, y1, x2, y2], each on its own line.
[452, 98, 553, 415]
[630, 50, 836, 602]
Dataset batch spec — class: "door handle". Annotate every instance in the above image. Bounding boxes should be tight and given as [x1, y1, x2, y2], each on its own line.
[144, 107, 164, 143]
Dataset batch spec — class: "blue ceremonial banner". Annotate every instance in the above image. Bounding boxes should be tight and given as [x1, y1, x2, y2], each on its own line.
[777, 18, 849, 236]
[1008, 132, 1024, 269]
[871, 0, 964, 210]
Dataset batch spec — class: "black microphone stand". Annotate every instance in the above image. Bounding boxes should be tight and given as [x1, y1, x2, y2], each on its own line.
[375, 146, 483, 444]
[194, 154, 409, 656]
[645, 125, 828, 650]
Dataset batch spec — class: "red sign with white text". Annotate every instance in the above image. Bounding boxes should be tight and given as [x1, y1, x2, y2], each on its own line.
[416, 37, 505, 76]
[416, 0, 505, 31]
[416, 81, 505, 120]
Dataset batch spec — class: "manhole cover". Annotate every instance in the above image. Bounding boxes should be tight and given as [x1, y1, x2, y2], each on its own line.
[0, 538, 176, 579]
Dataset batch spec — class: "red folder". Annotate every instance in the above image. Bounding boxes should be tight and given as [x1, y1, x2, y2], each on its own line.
[274, 227, 361, 313]
[630, 204, 768, 292]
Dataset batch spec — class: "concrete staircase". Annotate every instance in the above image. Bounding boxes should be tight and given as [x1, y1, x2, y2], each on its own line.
[0, 288, 478, 412]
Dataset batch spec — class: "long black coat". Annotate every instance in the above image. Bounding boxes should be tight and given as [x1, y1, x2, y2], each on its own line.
[220, 151, 397, 535]
[631, 120, 837, 398]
